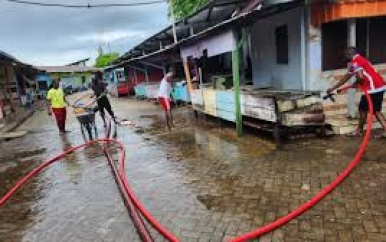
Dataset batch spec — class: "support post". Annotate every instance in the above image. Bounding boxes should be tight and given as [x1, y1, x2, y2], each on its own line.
[145, 68, 149, 85]
[5, 66, 14, 112]
[347, 19, 357, 119]
[232, 45, 242, 137]
[232, 30, 249, 137]
[133, 69, 138, 85]
[183, 61, 193, 92]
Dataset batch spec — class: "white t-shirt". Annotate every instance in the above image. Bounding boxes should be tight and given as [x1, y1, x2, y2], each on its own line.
[158, 77, 172, 99]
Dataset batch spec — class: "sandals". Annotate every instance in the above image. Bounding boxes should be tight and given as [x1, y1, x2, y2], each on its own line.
[346, 130, 363, 137]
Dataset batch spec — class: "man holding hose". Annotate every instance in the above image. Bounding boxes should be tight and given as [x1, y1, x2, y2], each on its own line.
[327, 46, 386, 138]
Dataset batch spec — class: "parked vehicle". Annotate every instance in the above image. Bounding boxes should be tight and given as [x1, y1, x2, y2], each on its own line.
[105, 68, 129, 97]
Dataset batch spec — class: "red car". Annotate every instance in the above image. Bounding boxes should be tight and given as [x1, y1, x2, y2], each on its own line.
[117, 81, 129, 96]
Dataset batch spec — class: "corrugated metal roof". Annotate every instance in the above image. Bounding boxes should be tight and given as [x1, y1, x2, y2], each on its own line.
[114, 0, 249, 64]
[0, 50, 27, 65]
[111, 0, 300, 68]
[36, 66, 100, 73]
[311, 0, 386, 26]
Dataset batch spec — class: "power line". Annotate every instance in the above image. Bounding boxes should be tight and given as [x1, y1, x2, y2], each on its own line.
[7, 0, 165, 8]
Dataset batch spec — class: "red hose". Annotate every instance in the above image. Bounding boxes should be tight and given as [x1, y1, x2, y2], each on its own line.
[119, 158, 179, 242]
[0, 139, 110, 206]
[230, 88, 373, 241]
[1, 88, 374, 242]
[104, 120, 154, 242]
[103, 119, 178, 241]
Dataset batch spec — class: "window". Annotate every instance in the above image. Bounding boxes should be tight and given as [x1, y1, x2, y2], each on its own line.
[275, 25, 289, 64]
[322, 20, 347, 70]
[323, 17, 386, 71]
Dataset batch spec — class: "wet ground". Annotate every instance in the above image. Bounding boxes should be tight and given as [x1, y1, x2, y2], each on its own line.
[0, 97, 385, 242]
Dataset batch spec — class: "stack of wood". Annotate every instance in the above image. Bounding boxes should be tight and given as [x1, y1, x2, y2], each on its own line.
[240, 88, 325, 127]
[277, 94, 325, 126]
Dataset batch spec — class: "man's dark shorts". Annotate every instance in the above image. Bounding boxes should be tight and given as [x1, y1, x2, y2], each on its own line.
[359, 91, 384, 112]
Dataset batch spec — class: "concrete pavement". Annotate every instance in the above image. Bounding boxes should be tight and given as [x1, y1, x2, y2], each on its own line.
[0, 96, 385, 242]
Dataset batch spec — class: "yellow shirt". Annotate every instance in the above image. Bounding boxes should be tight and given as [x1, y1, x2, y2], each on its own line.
[47, 88, 66, 108]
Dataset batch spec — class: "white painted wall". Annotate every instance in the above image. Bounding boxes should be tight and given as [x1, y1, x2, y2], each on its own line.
[180, 31, 236, 60]
[250, 7, 303, 90]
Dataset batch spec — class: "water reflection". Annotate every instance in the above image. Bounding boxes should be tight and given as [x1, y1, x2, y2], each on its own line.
[0, 137, 46, 241]
[149, 122, 276, 212]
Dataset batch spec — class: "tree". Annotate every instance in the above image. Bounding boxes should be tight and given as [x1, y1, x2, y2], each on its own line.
[167, 0, 209, 20]
[94, 52, 119, 68]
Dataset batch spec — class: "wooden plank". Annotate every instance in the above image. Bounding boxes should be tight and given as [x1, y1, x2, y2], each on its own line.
[180, 85, 190, 102]
[242, 120, 274, 132]
[190, 89, 203, 105]
[295, 96, 322, 108]
[216, 90, 235, 104]
[281, 113, 325, 126]
[242, 106, 277, 122]
[144, 84, 159, 99]
[216, 101, 235, 112]
[203, 89, 216, 103]
[203, 89, 217, 114]
[5, 66, 14, 111]
[203, 106, 217, 116]
[183, 61, 193, 92]
[192, 103, 204, 111]
[217, 109, 236, 122]
[277, 100, 296, 112]
[240, 94, 276, 110]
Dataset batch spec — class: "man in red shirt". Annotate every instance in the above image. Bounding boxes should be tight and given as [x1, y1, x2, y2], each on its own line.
[327, 46, 386, 138]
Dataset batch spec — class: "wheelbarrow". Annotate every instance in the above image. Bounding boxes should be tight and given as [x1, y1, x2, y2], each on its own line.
[73, 102, 98, 141]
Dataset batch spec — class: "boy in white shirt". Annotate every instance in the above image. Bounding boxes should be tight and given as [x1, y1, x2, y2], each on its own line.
[158, 72, 174, 130]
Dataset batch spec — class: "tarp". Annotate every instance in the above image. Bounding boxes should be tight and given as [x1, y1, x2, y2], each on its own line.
[180, 31, 236, 60]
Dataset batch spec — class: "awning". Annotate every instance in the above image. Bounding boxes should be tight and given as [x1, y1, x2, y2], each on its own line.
[311, 0, 386, 26]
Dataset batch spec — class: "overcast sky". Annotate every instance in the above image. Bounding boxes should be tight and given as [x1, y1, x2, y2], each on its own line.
[0, 0, 170, 66]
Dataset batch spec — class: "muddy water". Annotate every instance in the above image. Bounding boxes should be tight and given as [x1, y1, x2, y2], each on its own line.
[0, 100, 142, 242]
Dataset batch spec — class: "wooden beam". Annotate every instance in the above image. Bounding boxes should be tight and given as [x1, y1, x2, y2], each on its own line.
[4, 66, 14, 112]
[163, 31, 175, 41]
[183, 61, 193, 92]
[139, 61, 164, 71]
[206, 5, 214, 21]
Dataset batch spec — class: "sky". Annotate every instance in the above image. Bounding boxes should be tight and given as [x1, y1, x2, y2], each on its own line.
[0, 0, 170, 66]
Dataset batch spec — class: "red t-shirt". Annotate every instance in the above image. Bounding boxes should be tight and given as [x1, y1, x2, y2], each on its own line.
[348, 54, 386, 93]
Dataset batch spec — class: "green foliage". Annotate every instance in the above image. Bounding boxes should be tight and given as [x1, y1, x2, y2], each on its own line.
[167, 0, 209, 20]
[94, 52, 119, 68]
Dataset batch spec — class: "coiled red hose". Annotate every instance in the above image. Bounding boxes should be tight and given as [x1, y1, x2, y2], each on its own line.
[1, 88, 373, 242]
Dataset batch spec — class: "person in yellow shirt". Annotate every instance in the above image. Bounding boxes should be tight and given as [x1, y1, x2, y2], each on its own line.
[47, 79, 69, 134]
